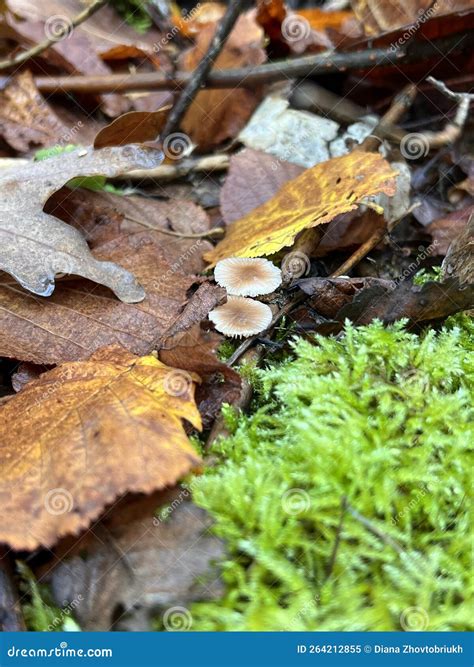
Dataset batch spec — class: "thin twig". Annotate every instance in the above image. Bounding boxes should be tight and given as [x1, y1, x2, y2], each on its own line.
[359, 83, 417, 153]
[324, 499, 347, 581]
[0, 0, 108, 71]
[124, 215, 224, 239]
[227, 291, 307, 366]
[9, 32, 471, 95]
[420, 76, 474, 149]
[330, 205, 419, 278]
[122, 153, 230, 181]
[162, 0, 244, 137]
[343, 498, 405, 556]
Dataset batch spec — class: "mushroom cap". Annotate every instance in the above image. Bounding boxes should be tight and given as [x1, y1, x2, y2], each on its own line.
[214, 257, 282, 297]
[209, 296, 273, 337]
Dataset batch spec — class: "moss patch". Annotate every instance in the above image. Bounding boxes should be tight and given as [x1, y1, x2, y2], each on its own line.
[191, 319, 473, 631]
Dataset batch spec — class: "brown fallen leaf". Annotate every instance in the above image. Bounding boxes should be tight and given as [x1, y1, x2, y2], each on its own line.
[180, 13, 266, 151]
[427, 205, 474, 256]
[5, 0, 161, 59]
[160, 325, 241, 427]
[336, 277, 474, 324]
[205, 151, 397, 265]
[442, 213, 474, 284]
[4, 0, 165, 116]
[0, 145, 163, 302]
[0, 346, 202, 550]
[44, 186, 213, 263]
[0, 71, 67, 153]
[297, 276, 394, 319]
[351, 0, 473, 34]
[47, 499, 224, 631]
[94, 108, 169, 149]
[0, 230, 216, 365]
[221, 148, 304, 224]
[2, 9, 127, 117]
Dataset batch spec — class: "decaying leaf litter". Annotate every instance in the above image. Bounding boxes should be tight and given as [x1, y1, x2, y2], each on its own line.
[0, 0, 472, 632]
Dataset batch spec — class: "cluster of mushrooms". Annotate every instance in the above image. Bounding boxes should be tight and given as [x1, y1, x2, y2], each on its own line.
[209, 257, 282, 338]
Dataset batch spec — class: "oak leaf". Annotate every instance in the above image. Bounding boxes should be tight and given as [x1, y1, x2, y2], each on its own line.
[0, 230, 218, 365]
[205, 151, 397, 265]
[0, 346, 202, 550]
[0, 145, 163, 302]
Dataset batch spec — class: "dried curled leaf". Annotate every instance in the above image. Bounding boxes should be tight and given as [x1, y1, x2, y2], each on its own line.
[0, 145, 163, 302]
[205, 152, 397, 265]
[0, 346, 202, 550]
[94, 108, 169, 149]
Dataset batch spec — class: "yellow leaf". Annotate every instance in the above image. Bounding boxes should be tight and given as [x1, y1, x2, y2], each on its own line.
[204, 152, 397, 265]
[0, 346, 202, 550]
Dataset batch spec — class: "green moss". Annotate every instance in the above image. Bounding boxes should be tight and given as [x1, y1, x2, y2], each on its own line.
[110, 0, 152, 33]
[413, 266, 443, 285]
[18, 562, 80, 632]
[191, 319, 473, 631]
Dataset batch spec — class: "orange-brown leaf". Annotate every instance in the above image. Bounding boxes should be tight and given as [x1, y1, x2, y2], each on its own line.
[180, 13, 266, 151]
[94, 108, 169, 148]
[0, 346, 202, 550]
[205, 151, 397, 265]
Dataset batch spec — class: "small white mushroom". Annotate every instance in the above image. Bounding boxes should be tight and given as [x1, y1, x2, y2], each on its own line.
[214, 257, 282, 297]
[209, 296, 273, 337]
